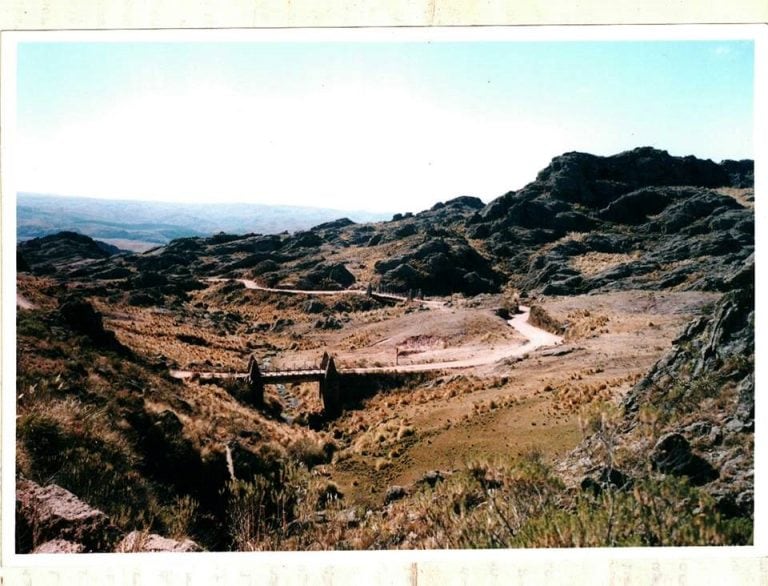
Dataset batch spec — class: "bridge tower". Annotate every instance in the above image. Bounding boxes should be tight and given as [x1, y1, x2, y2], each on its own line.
[247, 355, 264, 406]
[319, 355, 341, 416]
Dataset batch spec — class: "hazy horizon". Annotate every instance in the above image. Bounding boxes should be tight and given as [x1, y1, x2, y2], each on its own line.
[16, 35, 754, 213]
[17, 190, 399, 218]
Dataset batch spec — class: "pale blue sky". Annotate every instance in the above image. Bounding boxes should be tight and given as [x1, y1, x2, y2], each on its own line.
[16, 39, 754, 212]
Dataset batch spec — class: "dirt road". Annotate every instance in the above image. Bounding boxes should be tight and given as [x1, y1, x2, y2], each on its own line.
[207, 278, 446, 309]
[171, 299, 562, 379]
[348, 305, 562, 373]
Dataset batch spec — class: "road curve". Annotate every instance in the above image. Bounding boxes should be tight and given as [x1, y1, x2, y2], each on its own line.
[348, 305, 562, 374]
[171, 290, 563, 379]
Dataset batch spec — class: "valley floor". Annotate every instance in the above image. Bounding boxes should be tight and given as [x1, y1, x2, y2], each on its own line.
[43, 275, 715, 510]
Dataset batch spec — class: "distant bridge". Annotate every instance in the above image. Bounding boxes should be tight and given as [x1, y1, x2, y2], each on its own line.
[172, 352, 346, 415]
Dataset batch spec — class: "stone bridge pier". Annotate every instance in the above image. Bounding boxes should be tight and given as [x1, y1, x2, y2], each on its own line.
[247, 355, 264, 406]
[318, 352, 341, 416]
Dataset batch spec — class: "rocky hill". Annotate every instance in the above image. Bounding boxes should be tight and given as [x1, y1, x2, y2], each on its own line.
[466, 147, 753, 295]
[18, 148, 752, 302]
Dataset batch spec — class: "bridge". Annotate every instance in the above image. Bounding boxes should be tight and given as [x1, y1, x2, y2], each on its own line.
[247, 352, 343, 415]
[171, 351, 404, 416]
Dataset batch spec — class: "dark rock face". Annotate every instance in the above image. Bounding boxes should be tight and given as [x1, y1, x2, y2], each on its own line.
[297, 262, 355, 290]
[626, 258, 753, 414]
[16, 479, 121, 553]
[621, 258, 753, 513]
[650, 433, 718, 485]
[375, 236, 501, 296]
[20, 147, 753, 301]
[17, 231, 123, 276]
[287, 231, 324, 250]
[580, 468, 633, 495]
[58, 297, 123, 350]
[536, 147, 731, 206]
[311, 217, 356, 231]
[720, 159, 754, 188]
[302, 299, 327, 314]
[466, 147, 752, 296]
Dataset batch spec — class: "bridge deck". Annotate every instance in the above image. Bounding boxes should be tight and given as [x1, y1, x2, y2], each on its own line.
[261, 369, 325, 384]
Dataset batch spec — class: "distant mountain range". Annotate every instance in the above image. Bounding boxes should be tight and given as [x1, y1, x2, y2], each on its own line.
[17, 193, 393, 251]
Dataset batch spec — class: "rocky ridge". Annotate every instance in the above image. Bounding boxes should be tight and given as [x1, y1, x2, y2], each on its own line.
[568, 258, 754, 519]
[18, 148, 752, 301]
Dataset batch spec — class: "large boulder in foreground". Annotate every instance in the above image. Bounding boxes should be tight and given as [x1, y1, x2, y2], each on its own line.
[16, 478, 121, 553]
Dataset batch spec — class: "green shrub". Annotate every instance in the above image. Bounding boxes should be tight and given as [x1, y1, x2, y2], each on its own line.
[513, 477, 752, 547]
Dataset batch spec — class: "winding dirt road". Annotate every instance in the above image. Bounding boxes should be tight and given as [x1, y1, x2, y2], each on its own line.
[171, 280, 563, 379]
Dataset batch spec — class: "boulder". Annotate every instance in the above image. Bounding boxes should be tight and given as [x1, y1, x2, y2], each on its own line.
[16, 478, 121, 553]
[58, 297, 117, 347]
[115, 531, 202, 553]
[32, 539, 87, 554]
[650, 433, 718, 485]
[417, 470, 446, 488]
[302, 299, 327, 314]
[385, 485, 408, 504]
[298, 262, 356, 290]
[580, 468, 632, 495]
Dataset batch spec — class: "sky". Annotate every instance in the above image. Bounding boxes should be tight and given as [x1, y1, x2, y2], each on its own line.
[15, 38, 754, 213]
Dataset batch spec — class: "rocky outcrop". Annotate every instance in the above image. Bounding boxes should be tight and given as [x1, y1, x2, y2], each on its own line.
[720, 159, 754, 188]
[58, 296, 126, 351]
[16, 478, 204, 553]
[375, 236, 501, 296]
[310, 217, 356, 231]
[483, 148, 755, 296]
[16, 479, 121, 553]
[650, 433, 718, 485]
[534, 147, 732, 207]
[297, 262, 356, 290]
[625, 258, 754, 415]
[19, 231, 120, 260]
[623, 258, 753, 515]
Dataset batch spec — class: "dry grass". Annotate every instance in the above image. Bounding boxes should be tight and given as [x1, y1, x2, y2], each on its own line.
[716, 187, 754, 209]
[561, 309, 611, 341]
[570, 251, 642, 277]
